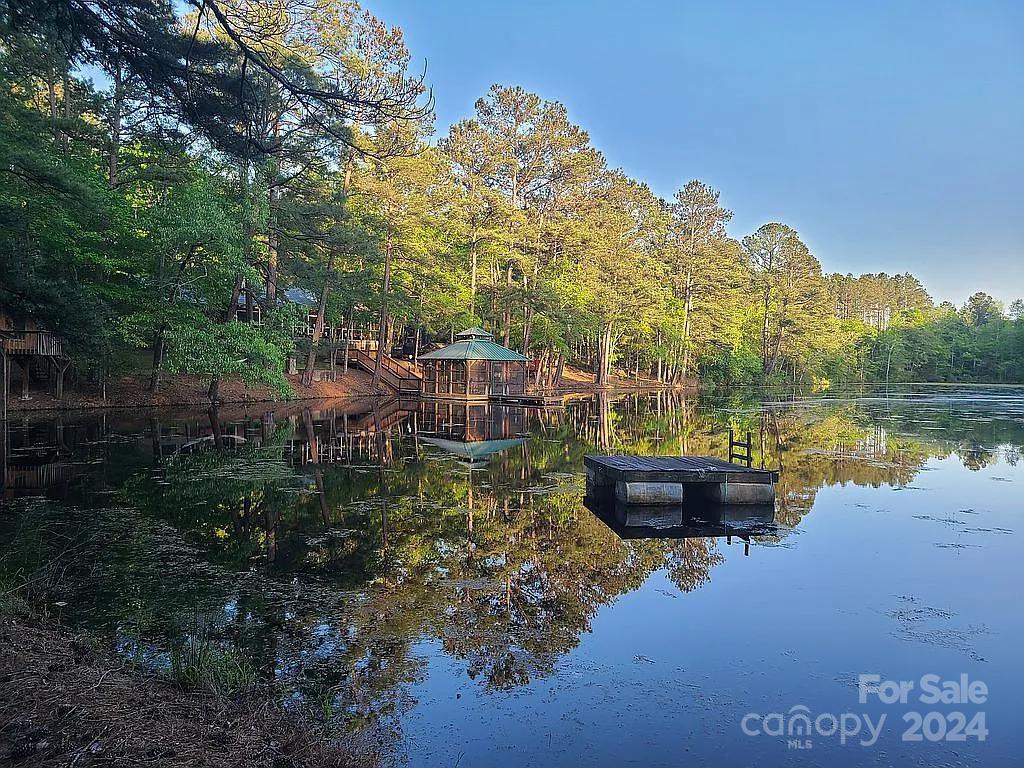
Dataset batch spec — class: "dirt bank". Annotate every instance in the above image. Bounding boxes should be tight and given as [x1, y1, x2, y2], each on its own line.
[5, 365, 692, 413]
[6, 370, 383, 412]
[0, 616, 377, 768]
[556, 364, 689, 393]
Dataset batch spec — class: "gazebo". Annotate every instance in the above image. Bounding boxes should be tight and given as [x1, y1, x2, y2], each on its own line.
[419, 328, 529, 400]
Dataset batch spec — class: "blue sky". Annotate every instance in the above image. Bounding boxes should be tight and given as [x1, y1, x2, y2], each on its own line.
[366, 0, 1023, 306]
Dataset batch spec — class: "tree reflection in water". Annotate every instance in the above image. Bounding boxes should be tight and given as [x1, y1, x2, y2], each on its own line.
[3, 388, 1024, 737]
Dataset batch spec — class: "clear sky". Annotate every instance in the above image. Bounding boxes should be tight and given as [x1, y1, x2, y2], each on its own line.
[365, 0, 1023, 307]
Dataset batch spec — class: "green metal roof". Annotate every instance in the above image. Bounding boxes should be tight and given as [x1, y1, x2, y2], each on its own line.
[419, 339, 529, 362]
[456, 326, 493, 339]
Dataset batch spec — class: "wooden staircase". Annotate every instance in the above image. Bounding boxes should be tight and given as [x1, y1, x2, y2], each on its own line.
[347, 347, 422, 395]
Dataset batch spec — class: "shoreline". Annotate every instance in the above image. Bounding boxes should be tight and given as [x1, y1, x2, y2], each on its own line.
[0, 614, 379, 767]
[3, 369, 694, 414]
[9, 375, 1018, 416]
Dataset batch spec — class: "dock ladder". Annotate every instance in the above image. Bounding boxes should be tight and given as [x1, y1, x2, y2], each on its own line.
[728, 428, 753, 468]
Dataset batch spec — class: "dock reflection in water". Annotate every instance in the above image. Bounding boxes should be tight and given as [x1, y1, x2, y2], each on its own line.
[585, 494, 777, 548]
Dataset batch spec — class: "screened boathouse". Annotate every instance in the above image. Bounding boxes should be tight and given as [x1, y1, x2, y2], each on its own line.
[418, 328, 529, 400]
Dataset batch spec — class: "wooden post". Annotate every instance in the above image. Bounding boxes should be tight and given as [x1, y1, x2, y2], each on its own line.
[1, 405, 6, 498]
[19, 358, 30, 400]
[1, 349, 7, 421]
[53, 358, 70, 399]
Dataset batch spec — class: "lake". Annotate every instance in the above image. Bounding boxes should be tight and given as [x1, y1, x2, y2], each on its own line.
[1, 388, 1021, 766]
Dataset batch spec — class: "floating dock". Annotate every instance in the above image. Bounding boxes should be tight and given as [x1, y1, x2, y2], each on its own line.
[584, 454, 779, 505]
[488, 392, 566, 406]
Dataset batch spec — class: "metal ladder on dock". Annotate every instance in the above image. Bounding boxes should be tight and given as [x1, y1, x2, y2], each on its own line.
[728, 429, 753, 467]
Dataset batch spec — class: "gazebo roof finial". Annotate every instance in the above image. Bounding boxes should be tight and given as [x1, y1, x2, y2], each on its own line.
[455, 326, 494, 340]
[419, 328, 528, 362]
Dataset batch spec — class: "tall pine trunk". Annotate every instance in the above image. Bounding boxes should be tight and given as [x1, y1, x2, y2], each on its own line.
[596, 323, 614, 387]
[265, 116, 282, 305]
[372, 234, 393, 390]
[302, 253, 335, 387]
[681, 271, 693, 379]
[469, 235, 478, 317]
[761, 291, 771, 377]
[108, 65, 123, 188]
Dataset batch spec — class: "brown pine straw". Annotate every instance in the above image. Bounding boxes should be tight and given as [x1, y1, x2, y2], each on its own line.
[0, 619, 379, 767]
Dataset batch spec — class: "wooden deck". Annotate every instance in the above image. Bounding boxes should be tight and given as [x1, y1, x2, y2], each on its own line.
[0, 330, 63, 356]
[584, 454, 779, 485]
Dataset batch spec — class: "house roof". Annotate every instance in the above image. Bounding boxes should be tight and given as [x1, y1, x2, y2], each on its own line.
[283, 287, 318, 307]
[419, 338, 529, 362]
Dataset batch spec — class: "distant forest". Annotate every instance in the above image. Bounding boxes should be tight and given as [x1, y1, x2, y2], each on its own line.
[2, 0, 1022, 393]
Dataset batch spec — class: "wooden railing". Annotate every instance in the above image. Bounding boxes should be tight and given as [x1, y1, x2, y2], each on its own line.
[0, 330, 63, 356]
[382, 354, 422, 379]
[294, 323, 380, 345]
[347, 347, 422, 394]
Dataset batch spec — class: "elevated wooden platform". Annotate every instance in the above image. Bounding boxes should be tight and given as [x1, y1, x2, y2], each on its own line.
[584, 455, 779, 485]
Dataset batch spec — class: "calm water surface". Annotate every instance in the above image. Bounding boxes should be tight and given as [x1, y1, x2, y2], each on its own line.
[2, 388, 1022, 766]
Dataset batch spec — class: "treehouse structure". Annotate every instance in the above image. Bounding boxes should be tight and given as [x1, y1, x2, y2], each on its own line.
[0, 310, 69, 417]
[418, 328, 529, 401]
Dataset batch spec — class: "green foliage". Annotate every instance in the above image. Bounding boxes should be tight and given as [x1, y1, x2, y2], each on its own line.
[700, 343, 763, 386]
[0, 3, 1018, 391]
[164, 316, 292, 396]
[0, 67, 126, 365]
[851, 303, 1024, 384]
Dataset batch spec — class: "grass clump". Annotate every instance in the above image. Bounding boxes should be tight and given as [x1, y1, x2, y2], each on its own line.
[167, 636, 258, 697]
[0, 575, 30, 620]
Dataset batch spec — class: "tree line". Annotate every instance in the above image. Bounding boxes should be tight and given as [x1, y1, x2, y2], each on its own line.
[2, 0, 1022, 398]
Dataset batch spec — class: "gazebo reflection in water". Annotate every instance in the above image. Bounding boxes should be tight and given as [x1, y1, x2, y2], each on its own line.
[417, 400, 530, 469]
